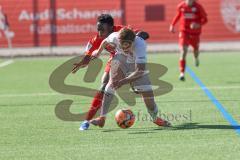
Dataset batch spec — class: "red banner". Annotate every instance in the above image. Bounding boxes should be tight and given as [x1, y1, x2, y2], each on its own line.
[0, 0, 239, 48]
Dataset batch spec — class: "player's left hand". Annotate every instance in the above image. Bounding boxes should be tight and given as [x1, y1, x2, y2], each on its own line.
[169, 25, 175, 33]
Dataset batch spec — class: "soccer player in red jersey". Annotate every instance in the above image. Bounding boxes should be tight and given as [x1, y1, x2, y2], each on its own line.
[72, 14, 149, 130]
[169, 0, 208, 81]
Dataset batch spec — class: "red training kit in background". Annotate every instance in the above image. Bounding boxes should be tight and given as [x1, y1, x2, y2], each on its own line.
[171, 1, 208, 35]
[171, 1, 208, 74]
[171, 1, 208, 50]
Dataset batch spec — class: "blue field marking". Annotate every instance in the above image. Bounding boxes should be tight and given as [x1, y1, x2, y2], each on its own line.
[186, 66, 240, 136]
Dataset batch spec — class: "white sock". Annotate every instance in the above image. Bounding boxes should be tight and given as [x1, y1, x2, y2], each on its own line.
[100, 83, 115, 117]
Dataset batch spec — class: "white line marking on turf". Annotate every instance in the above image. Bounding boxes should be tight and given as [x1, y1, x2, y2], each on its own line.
[0, 86, 239, 98]
[0, 60, 14, 68]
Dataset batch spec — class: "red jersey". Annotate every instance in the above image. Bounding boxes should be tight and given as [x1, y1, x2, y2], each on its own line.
[85, 25, 123, 57]
[171, 1, 208, 35]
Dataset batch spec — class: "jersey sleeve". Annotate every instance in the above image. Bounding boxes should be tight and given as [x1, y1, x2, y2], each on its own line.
[135, 37, 147, 64]
[171, 5, 181, 26]
[84, 36, 101, 56]
[84, 41, 93, 55]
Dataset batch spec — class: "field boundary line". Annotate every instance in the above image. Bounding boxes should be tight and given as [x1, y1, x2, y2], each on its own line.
[186, 66, 240, 136]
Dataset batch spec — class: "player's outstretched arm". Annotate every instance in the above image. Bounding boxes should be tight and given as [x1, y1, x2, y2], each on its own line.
[72, 34, 108, 74]
[72, 55, 92, 73]
[169, 6, 181, 33]
[72, 40, 108, 74]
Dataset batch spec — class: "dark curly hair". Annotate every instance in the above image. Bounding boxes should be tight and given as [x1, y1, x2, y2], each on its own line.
[97, 14, 114, 26]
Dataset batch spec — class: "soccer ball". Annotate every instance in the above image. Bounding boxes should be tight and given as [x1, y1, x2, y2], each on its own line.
[115, 109, 135, 129]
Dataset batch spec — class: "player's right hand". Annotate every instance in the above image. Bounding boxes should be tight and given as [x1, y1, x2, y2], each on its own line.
[169, 25, 175, 33]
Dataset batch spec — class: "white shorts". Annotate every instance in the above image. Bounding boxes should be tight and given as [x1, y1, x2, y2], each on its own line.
[110, 54, 152, 92]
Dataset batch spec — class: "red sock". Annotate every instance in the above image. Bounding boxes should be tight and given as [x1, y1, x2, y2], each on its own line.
[179, 59, 186, 73]
[85, 91, 104, 121]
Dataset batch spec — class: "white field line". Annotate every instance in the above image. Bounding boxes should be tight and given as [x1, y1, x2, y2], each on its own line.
[0, 86, 239, 98]
[0, 60, 14, 68]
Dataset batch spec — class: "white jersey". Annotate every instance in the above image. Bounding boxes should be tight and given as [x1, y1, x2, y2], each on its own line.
[105, 32, 147, 64]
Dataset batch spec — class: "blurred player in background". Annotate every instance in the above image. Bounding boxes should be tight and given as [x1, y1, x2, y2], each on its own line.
[89, 28, 171, 128]
[169, 0, 208, 81]
[0, 5, 14, 48]
[71, 14, 149, 130]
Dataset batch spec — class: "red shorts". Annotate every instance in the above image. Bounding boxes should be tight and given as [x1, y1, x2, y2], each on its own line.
[179, 32, 200, 50]
[104, 59, 112, 73]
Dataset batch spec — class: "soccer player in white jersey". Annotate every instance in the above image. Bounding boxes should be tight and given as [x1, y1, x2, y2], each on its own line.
[89, 27, 171, 128]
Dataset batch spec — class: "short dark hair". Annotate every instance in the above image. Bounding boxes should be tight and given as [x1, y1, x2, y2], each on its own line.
[119, 28, 136, 42]
[97, 14, 114, 26]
